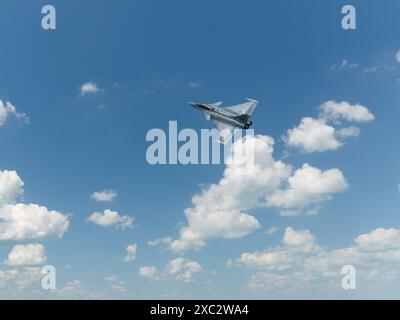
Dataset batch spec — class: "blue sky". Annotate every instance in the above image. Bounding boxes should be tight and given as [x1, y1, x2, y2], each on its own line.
[0, 0, 400, 299]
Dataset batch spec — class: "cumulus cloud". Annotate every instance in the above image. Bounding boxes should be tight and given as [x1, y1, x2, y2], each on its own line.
[123, 243, 137, 262]
[91, 189, 117, 202]
[0, 170, 24, 206]
[0, 204, 69, 241]
[0, 267, 42, 291]
[169, 135, 290, 252]
[0, 170, 69, 241]
[169, 135, 347, 252]
[396, 50, 400, 63]
[237, 227, 320, 270]
[236, 226, 400, 291]
[284, 101, 374, 153]
[336, 126, 360, 138]
[0, 100, 29, 127]
[355, 228, 400, 251]
[79, 81, 102, 96]
[282, 227, 320, 253]
[87, 209, 134, 230]
[139, 266, 158, 280]
[4, 244, 47, 266]
[139, 258, 202, 283]
[266, 164, 348, 213]
[284, 118, 342, 152]
[319, 101, 375, 123]
[165, 258, 202, 282]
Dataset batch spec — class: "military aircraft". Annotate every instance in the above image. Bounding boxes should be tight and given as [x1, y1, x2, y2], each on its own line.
[188, 98, 258, 143]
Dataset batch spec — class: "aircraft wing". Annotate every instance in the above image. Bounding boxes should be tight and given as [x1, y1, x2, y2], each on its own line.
[210, 101, 223, 108]
[224, 98, 258, 115]
[213, 120, 235, 144]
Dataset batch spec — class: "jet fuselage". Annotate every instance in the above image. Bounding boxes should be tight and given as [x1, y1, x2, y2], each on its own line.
[189, 103, 252, 129]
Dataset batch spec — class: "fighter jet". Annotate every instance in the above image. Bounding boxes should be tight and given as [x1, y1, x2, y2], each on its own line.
[188, 98, 258, 143]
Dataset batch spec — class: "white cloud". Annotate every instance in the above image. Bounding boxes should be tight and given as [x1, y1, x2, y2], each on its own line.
[363, 66, 380, 73]
[0, 170, 69, 241]
[0, 100, 29, 127]
[59, 280, 83, 293]
[111, 284, 126, 293]
[0, 102, 7, 126]
[347, 63, 359, 69]
[0, 270, 101, 298]
[266, 227, 279, 235]
[284, 117, 342, 152]
[170, 135, 291, 252]
[236, 226, 400, 291]
[284, 101, 374, 153]
[104, 275, 126, 293]
[0, 204, 69, 241]
[282, 227, 319, 252]
[330, 59, 359, 71]
[266, 164, 348, 211]
[87, 209, 134, 230]
[319, 100, 375, 122]
[336, 126, 360, 138]
[104, 274, 119, 282]
[79, 81, 102, 96]
[396, 50, 400, 63]
[123, 243, 137, 262]
[355, 228, 400, 251]
[148, 237, 172, 246]
[0, 170, 24, 206]
[4, 244, 47, 266]
[56, 280, 102, 299]
[165, 258, 202, 282]
[139, 266, 158, 280]
[237, 249, 294, 271]
[339, 59, 359, 69]
[0, 267, 42, 291]
[139, 258, 202, 283]
[91, 189, 117, 202]
[237, 227, 320, 271]
[169, 135, 347, 252]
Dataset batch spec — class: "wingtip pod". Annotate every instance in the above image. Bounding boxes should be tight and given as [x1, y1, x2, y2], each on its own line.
[246, 98, 259, 104]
